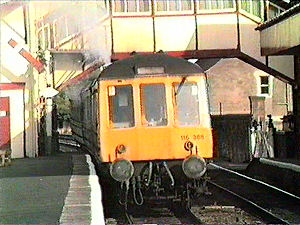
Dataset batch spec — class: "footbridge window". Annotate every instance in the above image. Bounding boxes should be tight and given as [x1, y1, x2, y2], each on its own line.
[156, 0, 193, 12]
[198, 0, 235, 11]
[113, 0, 151, 13]
[240, 0, 263, 19]
[268, 2, 285, 20]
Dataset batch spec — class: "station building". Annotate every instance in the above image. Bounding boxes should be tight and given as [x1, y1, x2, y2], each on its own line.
[1, 2, 42, 158]
[1, 0, 299, 161]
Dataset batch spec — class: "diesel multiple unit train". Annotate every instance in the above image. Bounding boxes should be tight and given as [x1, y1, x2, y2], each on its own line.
[69, 53, 214, 207]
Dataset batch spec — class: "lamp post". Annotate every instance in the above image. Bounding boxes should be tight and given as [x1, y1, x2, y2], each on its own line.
[41, 86, 59, 155]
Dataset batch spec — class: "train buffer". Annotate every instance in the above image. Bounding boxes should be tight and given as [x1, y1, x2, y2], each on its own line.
[0, 152, 105, 224]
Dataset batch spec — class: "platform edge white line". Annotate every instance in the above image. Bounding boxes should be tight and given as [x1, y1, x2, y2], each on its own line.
[86, 154, 105, 225]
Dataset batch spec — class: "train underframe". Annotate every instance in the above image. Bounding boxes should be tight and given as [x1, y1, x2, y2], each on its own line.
[100, 159, 211, 209]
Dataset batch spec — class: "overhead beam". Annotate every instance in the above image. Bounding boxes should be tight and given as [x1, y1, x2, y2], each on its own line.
[238, 52, 295, 85]
[111, 49, 242, 61]
[112, 49, 295, 85]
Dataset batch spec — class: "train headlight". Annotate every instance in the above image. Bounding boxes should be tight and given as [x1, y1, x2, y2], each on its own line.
[182, 155, 206, 179]
[110, 159, 134, 182]
[116, 144, 126, 154]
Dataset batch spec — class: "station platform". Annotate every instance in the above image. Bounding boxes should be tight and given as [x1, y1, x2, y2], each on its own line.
[208, 160, 249, 171]
[0, 151, 105, 224]
[208, 158, 300, 197]
[246, 158, 300, 196]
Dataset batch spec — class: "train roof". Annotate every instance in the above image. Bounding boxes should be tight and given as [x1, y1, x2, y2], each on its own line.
[100, 54, 204, 79]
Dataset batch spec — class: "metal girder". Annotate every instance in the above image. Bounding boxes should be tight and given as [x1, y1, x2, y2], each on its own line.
[238, 52, 295, 85]
[111, 49, 241, 61]
[112, 49, 295, 85]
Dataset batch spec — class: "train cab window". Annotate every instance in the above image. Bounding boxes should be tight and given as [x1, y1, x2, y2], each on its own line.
[141, 84, 168, 127]
[108, 85, 135, 129]
[173, 82, 200, 126]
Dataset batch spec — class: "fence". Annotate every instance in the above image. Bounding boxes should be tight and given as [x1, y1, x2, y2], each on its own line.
[211, 114, 252, 163]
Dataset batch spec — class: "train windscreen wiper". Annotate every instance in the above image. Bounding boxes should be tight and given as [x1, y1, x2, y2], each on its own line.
[175, 76, 187, 96]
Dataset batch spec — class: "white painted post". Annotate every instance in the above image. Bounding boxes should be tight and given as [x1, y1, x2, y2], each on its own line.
[45, 97, 53, 155]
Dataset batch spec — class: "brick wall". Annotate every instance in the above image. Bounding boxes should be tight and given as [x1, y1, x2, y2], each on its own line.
[206, 58, 290, 130]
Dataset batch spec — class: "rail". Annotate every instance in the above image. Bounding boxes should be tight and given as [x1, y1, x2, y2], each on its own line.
[208, 163, 300, 224]
[210, 163, 300, 200]
[123, 203, 203, 224]
[207, 180, 290, 224]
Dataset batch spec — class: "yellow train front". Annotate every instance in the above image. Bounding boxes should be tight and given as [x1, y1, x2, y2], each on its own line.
[95, 54, 213, 205]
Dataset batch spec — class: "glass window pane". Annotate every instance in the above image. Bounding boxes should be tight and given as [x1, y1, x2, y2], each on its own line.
[141, 84, 168, 127]
[128, 0, 137, 12]
[157, 0, 167, 11]
[56, 17, 67, 42]
[44, 27, 49, 49]
[252, 0, 261, 17]
[38, 29, 44, 50]
[223, 0, 234, 9]
[211, 0, 219, 10]
[199, 0, 211, 10]
[261, 86, 269, 94]
[268, 5, 277, 19]
[174, 82, 200, 126]
[114, 0, 125, 12]
[49, 25, 55, 48]
[182, 0, 192, 10]
[109, 86, 135, 128]
[260, 76, 269, 85]
[241, 0, 250, 13]
[140, 0, 150, 12]
[169, 0, 180, 11]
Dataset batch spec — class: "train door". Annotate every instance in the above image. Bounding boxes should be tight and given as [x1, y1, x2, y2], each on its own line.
[0, 97, 11, 151]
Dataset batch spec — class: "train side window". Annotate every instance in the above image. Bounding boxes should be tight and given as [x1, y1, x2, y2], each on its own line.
[140, 84, 168, 127]
[173, 82, 200, 126]
[108, 85, 135, 129]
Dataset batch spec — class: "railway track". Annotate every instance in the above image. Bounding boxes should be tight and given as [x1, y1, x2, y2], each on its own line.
[123, 203, 202, 224]
[58, 135, 81, 153]
[208, 163, 300, 224]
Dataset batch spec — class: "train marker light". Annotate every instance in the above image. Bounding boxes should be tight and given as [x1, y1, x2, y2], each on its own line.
[110, 159, 134, 182]
[182, 155, 206, 179]
[184, 141, 194, 151]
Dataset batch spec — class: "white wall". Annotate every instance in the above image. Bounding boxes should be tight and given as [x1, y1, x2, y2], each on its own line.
[197, 14, 238, 50]
[0, 6, 29, 77]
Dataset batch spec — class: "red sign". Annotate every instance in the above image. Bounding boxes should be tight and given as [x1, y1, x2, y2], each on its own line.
[0, 97, 11, 151]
